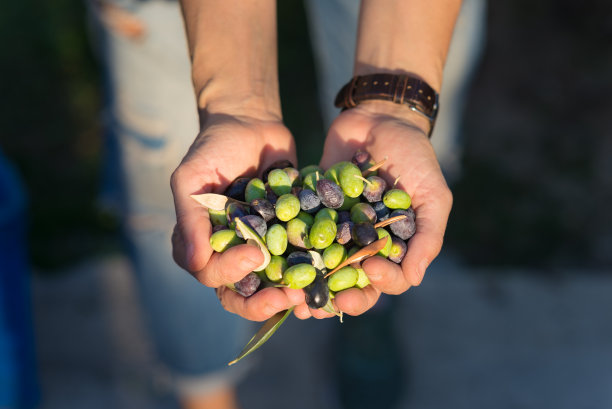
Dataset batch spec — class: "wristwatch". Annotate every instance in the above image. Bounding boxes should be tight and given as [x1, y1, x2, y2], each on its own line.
[334, 73, 439, 137]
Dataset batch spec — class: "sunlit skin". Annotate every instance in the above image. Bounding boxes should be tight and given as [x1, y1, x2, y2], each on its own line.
[173, 0, 460, 321]
[294, 102, 453, 319]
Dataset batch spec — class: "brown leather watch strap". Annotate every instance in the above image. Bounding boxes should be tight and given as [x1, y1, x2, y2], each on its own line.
[334, 73, 439, 136]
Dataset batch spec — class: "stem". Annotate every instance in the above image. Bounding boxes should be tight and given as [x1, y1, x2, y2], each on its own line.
[374, 214, 407, 229]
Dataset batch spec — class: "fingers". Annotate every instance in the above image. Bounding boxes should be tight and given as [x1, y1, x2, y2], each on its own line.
[194, 243, 264, 287]
[293, 284, 381, 320]
[170, 165, 214, 274]
[334, 285, 381, 316]
[293, 302, 337, 320]
[402, 187, 452, 286]
[362, 256, 411, 294]
[217, 286, 292, 322]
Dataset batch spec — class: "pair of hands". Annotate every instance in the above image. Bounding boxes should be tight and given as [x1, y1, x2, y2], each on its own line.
[170, 103, 452, 321]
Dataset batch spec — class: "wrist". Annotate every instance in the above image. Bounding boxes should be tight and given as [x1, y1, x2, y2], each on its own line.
[351, 100, 431, 137]
[197, 78, 282, 124]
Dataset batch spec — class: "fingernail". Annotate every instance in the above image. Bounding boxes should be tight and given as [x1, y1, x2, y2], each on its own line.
[417, 259, 430, 281]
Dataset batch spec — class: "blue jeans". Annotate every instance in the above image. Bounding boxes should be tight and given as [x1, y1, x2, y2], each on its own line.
[90, 1, 250, 396]
[90, 0, 485, 397]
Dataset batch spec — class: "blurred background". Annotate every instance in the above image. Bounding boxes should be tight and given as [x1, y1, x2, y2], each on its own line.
[1, 0, 611, 408]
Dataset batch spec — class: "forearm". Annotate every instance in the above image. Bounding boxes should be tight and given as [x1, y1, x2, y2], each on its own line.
[355, 0, 462, 91]
[179, 0, 281, 119]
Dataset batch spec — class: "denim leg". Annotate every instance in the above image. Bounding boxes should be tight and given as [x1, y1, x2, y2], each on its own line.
[89, 0, 250, 395]
[304, 0, 487, 179]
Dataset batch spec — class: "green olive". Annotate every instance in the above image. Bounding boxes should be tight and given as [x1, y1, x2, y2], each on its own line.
[209, 229, 244, 252]
[322, 243, 347, 270]
[283, 263, 317, 289]
[355, 268, 371, 288]
[265, 224, 288, 256]
[245, 178, 266, 202]
[208, 208, 228, 226]
[275, 194, 301, 222]
[375, 228, 392, 257]
[265, 255, 288, 282]
[328, 266, 359, 292]
[268, 169, 292, 196]
[382, 189, 412, 210]
[309, 218, 337, 250]
[338, 162, 364, 198]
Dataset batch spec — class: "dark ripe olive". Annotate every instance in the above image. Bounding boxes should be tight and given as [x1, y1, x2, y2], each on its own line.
[250, 198, 275, 222]
[304, 272, 330, 309]
[388, 209, 416, 240]
[362, 175, 387, 203]
[351, 149, 371, 169]
[236, 215, 267, 239]
[337, 210, 351, 224]
[225, 202, 249, 226]
[372, 201, 390, 221]
[212, 224, 228, 233]
[265, 184, 278, 205]
[351, 222, 378, 247]
[286, 251, 313, 267]
[262, 159, 296, 183]
[298, 189, 321, 214]
[388, 235, 408, 263]
[316, 179, 344, 209]
[224, 177, 250, 201]
[234, 272, 261, 297]
[336, 221, 353, 245]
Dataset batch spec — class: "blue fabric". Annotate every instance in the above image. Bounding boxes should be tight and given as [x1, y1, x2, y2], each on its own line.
[90, 2, 250, 389]
[0, 149, 39, 409]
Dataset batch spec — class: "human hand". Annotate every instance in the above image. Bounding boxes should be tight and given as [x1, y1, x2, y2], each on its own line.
[293, 101, 453, 319]
[171, 111, 306, 321]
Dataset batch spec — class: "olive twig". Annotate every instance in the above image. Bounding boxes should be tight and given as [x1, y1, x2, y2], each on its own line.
[374, 214, 408, 229]
[362, 157, 387, 175]
[324, 237, 389, 278]
[392, 175, 401, 188]
[353, 174, 373, 186]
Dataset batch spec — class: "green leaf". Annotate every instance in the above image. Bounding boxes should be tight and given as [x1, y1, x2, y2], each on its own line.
[228, 307, 294, 366]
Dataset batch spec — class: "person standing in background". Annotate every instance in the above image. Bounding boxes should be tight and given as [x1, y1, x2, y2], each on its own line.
[90, 0, 485, 408]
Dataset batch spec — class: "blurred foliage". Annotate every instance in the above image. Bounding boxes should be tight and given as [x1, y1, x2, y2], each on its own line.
[446, 0, 612, 268]
[277, 1, 325, 166]
[0, 0, 118, 270]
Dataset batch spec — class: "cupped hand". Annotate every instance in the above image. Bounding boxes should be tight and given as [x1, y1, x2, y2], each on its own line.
[293, 101, 452, 320]
[170, 112, 306, 321]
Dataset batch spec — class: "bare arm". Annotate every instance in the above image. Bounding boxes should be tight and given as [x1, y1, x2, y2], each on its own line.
[299, 0, 459, 319]
[172, 0, 300, 321]
[179, 0, 281, 119]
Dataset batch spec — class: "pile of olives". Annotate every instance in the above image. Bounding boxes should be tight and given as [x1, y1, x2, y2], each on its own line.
[208, 150, 416, 311]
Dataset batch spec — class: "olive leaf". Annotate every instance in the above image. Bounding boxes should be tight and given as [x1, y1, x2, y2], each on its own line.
[324, 237, 389, 278]
[235, 218, 271, 272]
[308, 250, 327, 273]
[191, 193, 249, 211]
[228, 307, 294, 366]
